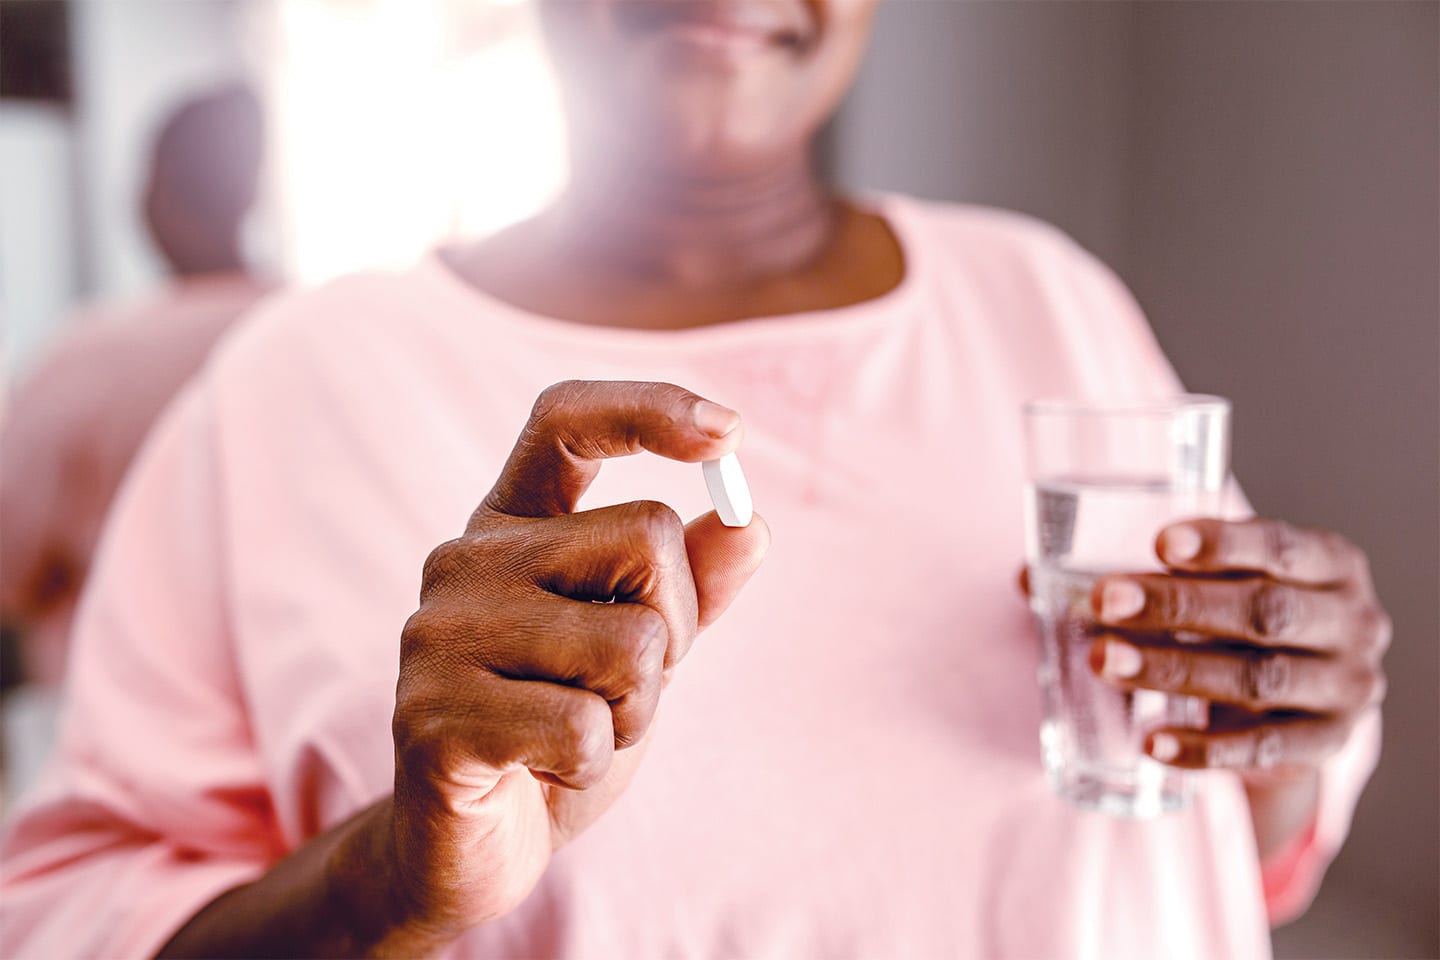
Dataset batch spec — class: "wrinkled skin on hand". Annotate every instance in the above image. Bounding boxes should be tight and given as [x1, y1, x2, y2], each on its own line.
[388, 380, 771, 938]
[1020, 517, 1388, 778]
[1086, 518, 1388, 775]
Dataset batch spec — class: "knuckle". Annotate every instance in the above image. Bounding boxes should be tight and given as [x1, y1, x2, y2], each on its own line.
[627, 500, 686, 553]
[391, 701, 448, 771]
[558, 700, 613, 783]
[399, 609, 435, 659]
[1263, 521, 1304, 576]
[1162, 579, 1202, 627]
[1240, 652, 1291, 706]
[1146, 647, 1191, 693]
[1251, 727, 1284, 770]
[532, 380, 584, 423]
[1149, 579, 1186, 624]
[1249, 582, 1297, 642]
[401, 595, 491, 653]
[1197, 734, 1234, 769]
[421, 538, 469, 589]
[609, 693, 659, 750]
[1318, 526, 1359, 563]
[399, 609, 477, 667]
[1361, 606, 1393, 655]
[1328, 530, 1361, 565]
[1350, 663, 1386, 709]
[637, 379, 683, 411]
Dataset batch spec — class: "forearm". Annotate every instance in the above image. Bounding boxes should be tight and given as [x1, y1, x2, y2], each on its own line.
[1242, 767, 1320, 863]
[157, 797, 452, 959]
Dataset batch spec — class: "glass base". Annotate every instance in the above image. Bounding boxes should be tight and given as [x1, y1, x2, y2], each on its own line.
[1045, 764, 1191, 819]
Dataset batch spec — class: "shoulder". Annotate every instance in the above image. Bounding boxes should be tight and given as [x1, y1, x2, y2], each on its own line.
[881, 194, 1096, 273]
[212, 269, 418, 361]
[882, 192, 1137, 310]
[200, 264, 453, 402]
[880, 193, 1181, 395]
[183, 259, 513, 477]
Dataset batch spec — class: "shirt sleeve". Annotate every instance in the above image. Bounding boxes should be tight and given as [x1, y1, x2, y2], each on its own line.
[1048, 233, 1185, 399]
[1051, 233, 1382, 923]
[0, 375, 278, 958]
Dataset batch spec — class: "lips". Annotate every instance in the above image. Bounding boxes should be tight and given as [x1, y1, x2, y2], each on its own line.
[620, 2, 810, 54]
[667, 20, 774, 51]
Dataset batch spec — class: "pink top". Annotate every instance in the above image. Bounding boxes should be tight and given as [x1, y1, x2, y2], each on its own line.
[0, 196, 1377, 959]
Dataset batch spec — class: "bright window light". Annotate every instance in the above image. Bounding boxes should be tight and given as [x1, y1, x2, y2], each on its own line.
[260, 0, 567, 284]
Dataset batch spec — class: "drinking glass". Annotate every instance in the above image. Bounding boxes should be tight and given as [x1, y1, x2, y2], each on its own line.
[1023, 395, 1230, 817]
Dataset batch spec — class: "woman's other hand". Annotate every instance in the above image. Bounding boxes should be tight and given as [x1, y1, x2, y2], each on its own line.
[1088, 518, 1387, 778]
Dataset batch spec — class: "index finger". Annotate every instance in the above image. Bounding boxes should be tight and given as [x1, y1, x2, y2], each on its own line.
[1156, 518, 1366, 588]
[478, 380, 743, 520]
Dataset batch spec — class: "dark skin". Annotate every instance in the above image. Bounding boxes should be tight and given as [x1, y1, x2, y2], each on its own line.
[1019, 517, 1388, 863]
[1090, 519, 1387, 860]
[162, 382, 771, 958]
[161, 1, 1384, 955]
[447, 0, 903, 328]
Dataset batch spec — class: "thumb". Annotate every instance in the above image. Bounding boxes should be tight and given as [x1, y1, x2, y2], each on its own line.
[684, 511, 771, 631]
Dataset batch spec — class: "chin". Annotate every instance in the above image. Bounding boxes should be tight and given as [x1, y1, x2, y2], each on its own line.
[623, 69, 806, 173]
[642, 118, 801, 181]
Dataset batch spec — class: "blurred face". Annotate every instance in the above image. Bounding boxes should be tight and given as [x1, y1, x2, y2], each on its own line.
[537, 0, 878, 177]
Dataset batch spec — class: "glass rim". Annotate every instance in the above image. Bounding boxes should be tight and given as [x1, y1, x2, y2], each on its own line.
[1023, 393, 1230, 418]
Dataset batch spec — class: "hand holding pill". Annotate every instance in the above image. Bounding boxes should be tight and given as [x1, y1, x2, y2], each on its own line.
[380, 380, 770, 946]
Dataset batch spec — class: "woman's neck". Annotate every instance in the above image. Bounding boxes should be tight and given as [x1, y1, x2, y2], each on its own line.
[554, 151, 840, 288]
[441, 147, 905, 331]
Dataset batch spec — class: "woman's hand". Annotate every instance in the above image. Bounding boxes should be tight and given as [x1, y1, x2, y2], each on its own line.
[380, 381, 770, 949]
[1089, 518, 1388, 787]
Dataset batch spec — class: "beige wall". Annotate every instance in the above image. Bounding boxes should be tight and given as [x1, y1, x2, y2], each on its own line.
[830, 2, 1438, 956]
[827, 0, 1136, 267]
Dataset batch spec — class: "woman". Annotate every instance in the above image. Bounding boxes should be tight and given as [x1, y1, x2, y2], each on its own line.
[0, 2, 1385, 957]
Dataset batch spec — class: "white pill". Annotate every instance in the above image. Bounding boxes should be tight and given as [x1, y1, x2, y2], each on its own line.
[702, 453, 753, 528]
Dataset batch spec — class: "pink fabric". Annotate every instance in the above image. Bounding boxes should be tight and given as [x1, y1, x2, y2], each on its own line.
[0, 196, 1377, 958]
[1261, 814, 1320, 926]
[0, 273, 273, 686]
[1263, 707, 1380, 928]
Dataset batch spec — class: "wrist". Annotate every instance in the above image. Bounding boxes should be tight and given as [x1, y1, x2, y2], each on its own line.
[325, 798, 456, 958]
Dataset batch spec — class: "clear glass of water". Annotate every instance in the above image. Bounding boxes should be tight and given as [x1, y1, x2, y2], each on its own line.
[1023, 395, 1230, 818]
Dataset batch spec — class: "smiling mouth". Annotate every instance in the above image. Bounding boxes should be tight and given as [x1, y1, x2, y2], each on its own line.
[637, 5, 809, 58]
[666, 21, 787, 51]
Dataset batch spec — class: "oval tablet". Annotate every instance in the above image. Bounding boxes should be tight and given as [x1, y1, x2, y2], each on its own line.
[702, 453, 753, 528]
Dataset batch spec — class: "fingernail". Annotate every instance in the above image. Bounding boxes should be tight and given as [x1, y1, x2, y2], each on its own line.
[1149, 733, 1181, 762]
[1100, 580, 1146, 620]
[1100, 638, 1143, 678]
[694, 401, 740, 438]
[1163, 525, 1203, 563]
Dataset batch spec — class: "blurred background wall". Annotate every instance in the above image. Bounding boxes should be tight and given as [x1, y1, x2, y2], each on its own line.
[1, 1, 1435, 957]
[828, 3, 1438, 956]
[0, 0, 564, 380]
[1, 0, 251, 375]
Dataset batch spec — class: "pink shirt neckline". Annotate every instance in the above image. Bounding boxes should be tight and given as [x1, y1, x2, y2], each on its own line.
[419, 193, 929, 353]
